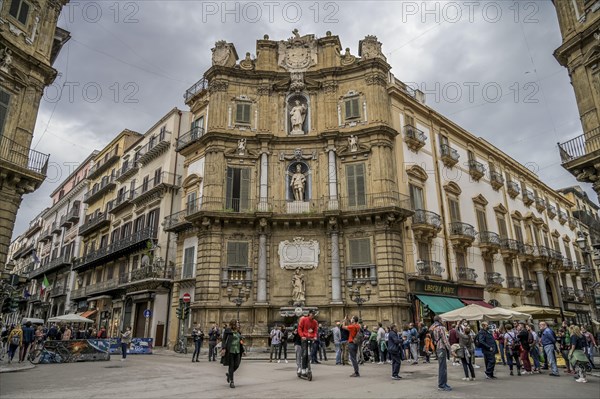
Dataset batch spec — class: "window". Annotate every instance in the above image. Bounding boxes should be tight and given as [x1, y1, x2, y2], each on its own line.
[439, 134, 449, 148]
[505, 261, 514, 277]
[235, 103, 251, 124]
[9, 0, 29, 25]
[405, 115, 415, 127]
[95, 269, 102, 284]
[121, 222, 132, 238]
[107, 265, 114, 280]
[448, 198, 461, 222]
[409, 184, 424, 210]
[85, 273, 92, 285]
[154, 168, 162, 185]
[132, 255, 139, 270]
[418, 242, 430, 261]
[191, 116, 204, 138]
[345, 97, 360, 119]
[456, 251, 466, 268]
[147, 208, 160, 234]
[110, 228, 120, 244]
[468, 150, 475, 162]
[134, 215, 145, 232]
[514, 223, 523, 242]
[186, 192, 197, 212]
[475, 208, 488, 231]
[226, 242, 249, 267]
[129, 180, 136, 193]
[564, 242, 572, 261]
[226, 167, 250, 212]
[183, 247, 195, 279]
[484, 259, 494, 274]
[0, 89, 10, 137]
[552, 237, 560, 252]
[497, 216, 508, 238]
[99, 234, 108, 249]
[349, 238, 372, 265]
[142, 176, 149, 192]
[346, 163, 366, 207]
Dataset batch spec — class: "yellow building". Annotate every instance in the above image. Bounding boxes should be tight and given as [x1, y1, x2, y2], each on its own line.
[0, 0, 70, 267]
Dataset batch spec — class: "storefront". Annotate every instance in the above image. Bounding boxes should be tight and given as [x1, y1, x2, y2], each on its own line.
[409, 280, 486, 323]
[564, 301, 592, 327]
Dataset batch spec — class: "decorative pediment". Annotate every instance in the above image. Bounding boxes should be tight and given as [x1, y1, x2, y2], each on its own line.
[562, 234, 571, 243]
[493, 204, 508, 214]
[406, 165, 429, 181]
[472, 194, 488, 207]
[183, 174, 201, 189]
[551, 229, 560, 238]
[540, 223, 549, 232]
[443, 181, 462, 196]
[224, 139, 259, 159]
[511, 210, 523, 220]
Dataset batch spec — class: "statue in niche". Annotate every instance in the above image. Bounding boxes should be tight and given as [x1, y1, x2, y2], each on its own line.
[348, 135, 358, 152]
[0, 48, 13, 72]
[289, 99, 307, 134]
[237, 138, 246, 154]
[289, 164, 307, 202]
[291, 268, 305, 304]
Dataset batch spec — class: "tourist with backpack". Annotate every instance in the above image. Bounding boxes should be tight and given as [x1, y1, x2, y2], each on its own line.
[457, 325, 476, 381]
[7, 324, 23, 364]
[516, 323, 533, 374]
[539, 321, 560, 377]
[504, 323, 522, 376]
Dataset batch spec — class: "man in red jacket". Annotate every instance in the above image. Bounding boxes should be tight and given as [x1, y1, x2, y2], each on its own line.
[298, 310, 318, 375]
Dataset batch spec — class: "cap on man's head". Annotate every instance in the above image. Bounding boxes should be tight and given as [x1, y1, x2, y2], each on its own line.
[307, 309, 315, 315]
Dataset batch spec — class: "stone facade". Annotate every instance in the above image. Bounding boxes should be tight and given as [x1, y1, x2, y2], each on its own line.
[0, 0, 70, 267]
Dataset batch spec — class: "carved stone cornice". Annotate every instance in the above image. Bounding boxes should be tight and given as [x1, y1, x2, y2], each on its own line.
[256, 84, 272, 96]
[208, 80, 229, 93]
[322, 81, 338, 94]
[365, 73, 387, 86]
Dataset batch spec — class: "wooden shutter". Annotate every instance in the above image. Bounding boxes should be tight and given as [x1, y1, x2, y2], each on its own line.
[0, 90, 9, 136]
[345, 98, 360, 119]
[448, 198, 461, 222]
[439, 134, 448, 148]
[226, 167, 234, 209]
[496, 216, 508, 238]
[456, 251, 466, 269]
[346, 163, 366, 207]
[240, 168, 250, 211]
[418, 242, 430, 261]
[514, 224, 523, 242]
[236, 103, 250, 124]
[183, 247, 195, 278]
[148, 208, 160, 235]
[227, 242, 249, 267]
[505, 261, 514, 277]
[187, 192, 197, 212]
[154, 168, 162, 185]
[476, 208, 488, 231]
[409, 184, 424, 210]
[349, 238, 371, 265]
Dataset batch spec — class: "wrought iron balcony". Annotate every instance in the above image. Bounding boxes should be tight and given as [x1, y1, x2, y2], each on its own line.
[337, 191, 411, 213]
[534, 196, 546, 212]
[558, 127, 600, 164]
[184, 76, 208, 102]
[108, 190, 133, 214]
[415, 260, 444, 278]
[440, 144, 459, 167]
[66, 205, 80, 224]
[28, 254, 72, 279]
[70, 286, 86, 300]
[456, 267, 478, 283]
[484, 272, 504, 290]
[85, 279, 120, 296]
[84, 174, 116, 204]
[59, 214, 71, 228]
[73, 227, 156, 271]
[524, 279, 538, 291]
[562, 259, 574, 271]
[130, 171, 181, 204]
[51, 222, 62, 234]
[535, 245, 551, 259]
[561, 287, 575, 301]
[28, 293, 41, 303]
[176, 127, 205, 152]
[575, 289, 585, 301]
[411, 209, 442, 241]
[547, 204, 557, 219]
[24, 219, 43, 238]
[579, 266, 592, 279]
[404, 125, 427, 152]
[119, 263, 175, 286]
[500, 238, 520, 258]
[479, 231, 500, 257]
[507, 276, 523, 290]
[558, 211, 568, 225]
[115, 160, 139, 182]
[523, 189, 534, 206]
[490, 171, 504, 190]
[78, 212, 111, 236]
[12, 243, 35, 259]
[163, 209, 193, 232]
[449, 222, 476, 248]
[0, 135, 49, 176]
[87, 147, 119, 180]
[507, 181, 520, 198]
[50, 283, 67, 297]
[467, 160, 485, 180]
[135, 130, 171, 165]
[572, 209, 600, 231]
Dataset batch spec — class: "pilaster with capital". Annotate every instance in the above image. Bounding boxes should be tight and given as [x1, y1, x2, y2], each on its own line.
[328, 217, 342, 304]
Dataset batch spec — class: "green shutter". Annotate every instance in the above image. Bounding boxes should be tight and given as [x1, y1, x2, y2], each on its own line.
[226, 167, 234, 209]
[349, 239, 360, 265]
[359, 238, 371, 264]
[346, 163, 366, 207]
[236, 104, 251, 124]
[240, 168, 250, 211]
[0, 90, 9, 137]
[346, 165, 356, 206]
[239, 242, 248, 266]
[345, 98, 359, 119]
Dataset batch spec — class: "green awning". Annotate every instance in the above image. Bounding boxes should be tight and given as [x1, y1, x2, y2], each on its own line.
[417, 294, 464, 314]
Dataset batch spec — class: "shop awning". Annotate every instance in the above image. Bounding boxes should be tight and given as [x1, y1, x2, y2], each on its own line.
[417, 295, 464, 314]
[461, 299, 493, 309]
[563, 310, 577, 318]
[80, 309, 97, 319]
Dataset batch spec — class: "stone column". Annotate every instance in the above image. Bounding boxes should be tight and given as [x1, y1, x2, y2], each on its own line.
[554, 273, 565, 318]
[259, 152, 268, 211]
[536, 270, 550, 307]
[327, 149, 338, 210]
[257, 231, 267, 303]
[330, 228, 342, 304]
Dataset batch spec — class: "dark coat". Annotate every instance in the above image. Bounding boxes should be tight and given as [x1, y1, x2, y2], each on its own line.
[477, 328, 497, 353]
[220, 328, 244, 367]
[387, 330, 402, 355]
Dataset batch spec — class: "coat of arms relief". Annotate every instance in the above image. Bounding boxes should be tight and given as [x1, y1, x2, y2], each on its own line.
[277, 29, 317, 72]
[211, 40, 238, 67]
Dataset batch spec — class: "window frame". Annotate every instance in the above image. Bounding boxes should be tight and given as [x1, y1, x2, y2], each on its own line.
[344, 97, 360, 120]
[235, 102, 251, 125]
[345, 162, 367, 207]
[8, 0, 29, 25]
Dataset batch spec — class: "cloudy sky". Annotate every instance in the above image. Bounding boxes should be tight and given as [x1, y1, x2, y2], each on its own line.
[13, 0, 592, 238]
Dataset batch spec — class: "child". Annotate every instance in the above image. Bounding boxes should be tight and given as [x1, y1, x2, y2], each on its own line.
[424, 332, 435, 363]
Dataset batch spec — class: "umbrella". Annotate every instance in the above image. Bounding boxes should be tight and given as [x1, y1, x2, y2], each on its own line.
[439, 304, 530, 322]
[511, 306, 561, 319]
[47, 314, 94, 323]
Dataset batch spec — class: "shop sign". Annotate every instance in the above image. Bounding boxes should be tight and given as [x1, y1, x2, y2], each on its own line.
[415, 280, 457, 296]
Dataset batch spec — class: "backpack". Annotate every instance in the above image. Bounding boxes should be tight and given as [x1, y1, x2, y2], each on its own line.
[11, 334, 20, 346]
[509, 332, 521, 351]
[354, 327, 364, 345]
[474, 331, 483, 348]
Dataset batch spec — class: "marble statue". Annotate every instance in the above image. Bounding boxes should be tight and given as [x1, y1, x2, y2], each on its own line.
[291, 268, 305, 304]
[289, 100, 307, 134]
[289, 164, 306, 201]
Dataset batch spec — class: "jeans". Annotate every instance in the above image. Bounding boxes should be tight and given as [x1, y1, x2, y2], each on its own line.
[121, 343, 128, 359]
[530, 345, 541, 370]
[498, 342, 506, 364]
[208, 341, 217, 361]
[341, 341, 349, 365]
[319, 340, 327, 360]
[370, 341, 380, 363]
[544, 344, 558, 375]
[228, 352, 241, 382]
[410, 342, 419, 362]
[349, 342, 359, 375]
[378, 342, 386, 362]
[8, 344, 18, 361]
[295, 344, 302, 370]
[310, 340, 319, 362]
[483, 349, 496, 377]
[437, 348, 448, 388]
[301, 340, 313, 370]
[561, 349, 571, 371]
[335, 343, 341, 364]
[461, 355, 475, 378]
[277, 341, 287, 360]
[270, 343, 280, 361]
[193, 340, 202, 360]
[19, 341, 31, 362]
[506, 348, 521, 371]
[390, 351, 402, 377]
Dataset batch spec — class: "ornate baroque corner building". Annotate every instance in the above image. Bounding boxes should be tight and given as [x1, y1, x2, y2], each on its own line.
[0, 0, 70, 267]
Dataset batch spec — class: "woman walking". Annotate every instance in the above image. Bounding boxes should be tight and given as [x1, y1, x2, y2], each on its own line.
[7, 324, 22, 364]
[494, 326, 506, 365]
[221, 320, 244, 388]
[120, 326, 132, 362]
[504, 323, 522, 376]
[569, 325, 589, 383]
[457, 325, 476, 381]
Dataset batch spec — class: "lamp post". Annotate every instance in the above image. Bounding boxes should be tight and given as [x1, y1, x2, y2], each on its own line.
[350, 284, 371, 319]
[227, 284, 249, 322]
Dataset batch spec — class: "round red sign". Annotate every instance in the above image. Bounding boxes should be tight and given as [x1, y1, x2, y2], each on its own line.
[182, 293, 191, 303]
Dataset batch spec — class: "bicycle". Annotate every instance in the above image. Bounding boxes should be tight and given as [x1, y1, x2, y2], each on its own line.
[174, 337, 188, 354]
[28, 341, 72, 364]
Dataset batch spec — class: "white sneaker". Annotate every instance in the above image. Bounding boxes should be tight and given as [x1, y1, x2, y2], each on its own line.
[298, 367, 302, 373]
[576, 378, 588, 383]
[474, 364, 480, 369]
[462, 377, 470, 381]
[378, 362, 383, 365]
[470, 377, 475, 381]
[285, 359, 288, 364]
[301, 369, 307, 375]
[277, 360, 281, 363]
[120, 358, 124, 362]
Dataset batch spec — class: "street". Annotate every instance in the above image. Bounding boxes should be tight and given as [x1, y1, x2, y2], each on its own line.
[1, 351, 599, 399]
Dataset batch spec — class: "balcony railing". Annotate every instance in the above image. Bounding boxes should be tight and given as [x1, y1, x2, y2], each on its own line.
[563, 258, 574, 271]
[85, 279, 120, 296]
[484, 272, 504, 286]
[449, 222, 476, 239]
[346, 264, 377, 286]
[440, 144, 459, 167]
[119, 263, 175, 285]
[115, 160, 139, 182]
[479, 231, 500, 246]
[561, 287, 575, 300]
[184, 77, 208, 102]
[534, 196, 546, 212]
[108, 190, 133, 214]
[221, 266, 254, 288]
[456, 267, 478, 282]
[547, 205, 557, 219]
[500, 238, 520, 254]
[28, 254, 72, 279]
[572, 210, 600, 231]
[415, 260, 444, 277]
[50, 284, 67, 297]
[536, 245, 551, 259]
[0, 135, 49, 175]
[130, 171, 181, 203]
[467, 160, 485, 180]
[337, 192, 410, 212]
[24, 219, 43, 238]
[87, 147, 119, 180]
[523, 189, 534, 205]
[507, 276, 522, 290]
[575, 289, 585, 301]
[490, 171, 504, 190]
[404, 125, 427, 151]
[135, 130, 171, 165]
[558, 211, 568, 224]
[176, 127, 205, 152]
[412, 209, 442, 229]
[507, 181, 520, 198]
[73, 227, 156, 271]
[83, 173, 116, 204]
[558, 127, 600, 164]
[163, 209, 193, 232]
[78, 212, 111, 236]
[524, 280, 538, 291]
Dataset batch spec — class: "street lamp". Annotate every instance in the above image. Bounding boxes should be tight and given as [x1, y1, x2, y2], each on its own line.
[227, 284, 249, 322]
[350, 284, 371, 319]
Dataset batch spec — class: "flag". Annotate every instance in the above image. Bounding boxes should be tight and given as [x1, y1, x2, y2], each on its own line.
[23, 288, 31, 298]
[32, 250, 40, 264]
[41, 275, 50, 295]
